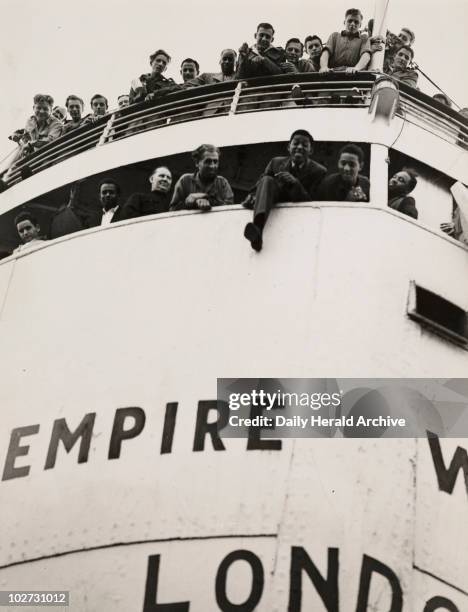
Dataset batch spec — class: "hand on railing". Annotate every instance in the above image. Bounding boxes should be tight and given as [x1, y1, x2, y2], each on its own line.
[241, 194, 255, 209]
[185, 192, 212, 210]
[280, 62, 297, 74]
[196, 198, 211, 211]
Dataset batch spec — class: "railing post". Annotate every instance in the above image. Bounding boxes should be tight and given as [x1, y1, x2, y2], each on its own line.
[98, 113, 116, 146]
[229, 82, 244, 116]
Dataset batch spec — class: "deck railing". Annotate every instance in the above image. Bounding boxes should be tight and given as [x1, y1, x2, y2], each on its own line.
[3, 72, 467, 187]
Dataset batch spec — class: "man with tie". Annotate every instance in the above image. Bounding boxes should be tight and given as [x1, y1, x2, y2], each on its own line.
[243, 130, 327, 252]
[320, 8, 371, 72]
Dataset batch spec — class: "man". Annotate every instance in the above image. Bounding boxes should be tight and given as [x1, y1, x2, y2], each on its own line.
[63, 95, 85, 133]
[183, 49, 238, 117]
[99, 179, 126, 225]
[170, 144, 233, 211]
[185, 49, 237, 86]
[13, 211, 46, 253]
[180, 58, 200, 83]
[379, 27, 415, 72]
[117, 95, 130, 109]
[81, 94, 109, 126]
[385, 46, 418, 88]
[236, 22, 295, 78]
[304, 35, 323, 72]
[317, 144, 370, 202]
[398, 28, 415, 47]
[120, 167, 172, 219]
[19, 94, 62, 154]
[129, 50, 181, 105]
[388, 168, 418, 218]
[433, 93, 452, 107]
[50, 179, 102, 238]
[320, 8, 371, 72]
[285, 38, 315, 72]
[243, 130, 327, 251]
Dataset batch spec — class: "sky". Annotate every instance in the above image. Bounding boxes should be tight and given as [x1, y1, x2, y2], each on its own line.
[0, 0, 467, 160]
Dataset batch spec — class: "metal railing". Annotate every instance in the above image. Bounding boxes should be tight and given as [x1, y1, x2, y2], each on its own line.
[398, 85, 468, 149]
[3, 72, 467, 187]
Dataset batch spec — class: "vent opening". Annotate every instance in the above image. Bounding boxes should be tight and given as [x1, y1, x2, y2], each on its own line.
[407, 282, 468, 347]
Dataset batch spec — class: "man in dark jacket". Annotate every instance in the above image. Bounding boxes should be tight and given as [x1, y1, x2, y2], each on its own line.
[236, 22, 295, 79]
[129, 50, 181, 104]
[120, 167, 172, 220]
[243, 130, 327, 251]
[388, 168, 418, 219]
[317, 144, 370, 202]
[99, 179, 126, 225]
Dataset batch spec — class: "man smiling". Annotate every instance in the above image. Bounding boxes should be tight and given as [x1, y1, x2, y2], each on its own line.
[385, 46, 418, 88]
[120, 167, 173, 220]
[236, 22, 294, 78]
[317, 144, 370, 202]
[243, 130, 326, 251]
[388, 168, 418, 218]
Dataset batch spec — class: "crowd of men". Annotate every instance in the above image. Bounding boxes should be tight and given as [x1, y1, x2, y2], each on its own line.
[5, 9, 467, 162]
[13, 130, 423, 254]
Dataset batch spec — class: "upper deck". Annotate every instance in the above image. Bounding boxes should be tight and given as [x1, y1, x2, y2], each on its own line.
[0, 72, 467, 215]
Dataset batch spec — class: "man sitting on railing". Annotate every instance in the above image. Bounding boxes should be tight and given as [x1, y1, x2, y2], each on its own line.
[120, 167, 172, 219]
[13, 211, 46, 254]
[180, 58, 200, 84]
[284, 38, 315, 73]
[184, 49, 237, 87]
[320, 8, 371, 73]
[63, 95, 85, 134]
[388, 168, 418, 219]
[170, 144, 233, 212]
[304, 35, 323, 72]
[243, 130, 327, 252]
[317, 144, 370, 202]
[236, 22, 295, 79]
[384, 46, 418, 88]
[129, 50, 181, 105]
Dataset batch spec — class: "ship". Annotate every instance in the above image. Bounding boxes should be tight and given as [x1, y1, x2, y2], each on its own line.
[0, 3, 467, 610]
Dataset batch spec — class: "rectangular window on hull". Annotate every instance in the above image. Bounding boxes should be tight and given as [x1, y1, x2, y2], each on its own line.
[407, 281, 468, 347]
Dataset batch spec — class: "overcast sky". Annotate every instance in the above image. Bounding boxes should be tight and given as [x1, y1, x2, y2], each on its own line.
[1, 0, 467, 160]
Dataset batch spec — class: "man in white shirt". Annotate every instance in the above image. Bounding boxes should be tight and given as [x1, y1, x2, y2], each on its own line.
[99, 179, 124, 225]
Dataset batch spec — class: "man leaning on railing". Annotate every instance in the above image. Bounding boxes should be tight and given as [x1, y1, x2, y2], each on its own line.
[320, 8, 371, 73]
[236, 22, 296, 79]
[9, 94, 62, 157]
[384, 45, 418, 88]
[129, 49, 181, 105]
[170, 144, 233, 212]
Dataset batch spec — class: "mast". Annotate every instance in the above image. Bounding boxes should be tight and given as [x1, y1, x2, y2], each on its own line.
[369, 0, 391, 71]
